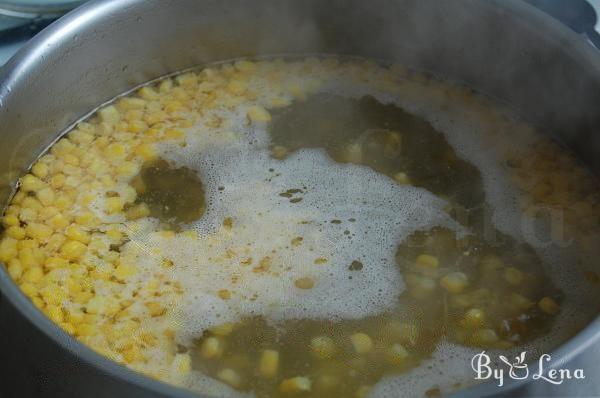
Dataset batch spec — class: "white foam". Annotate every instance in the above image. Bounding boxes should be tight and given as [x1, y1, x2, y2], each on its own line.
[144, 144, 462, 343]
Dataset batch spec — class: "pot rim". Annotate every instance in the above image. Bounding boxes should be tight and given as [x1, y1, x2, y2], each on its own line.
[1, 0, 600, 397]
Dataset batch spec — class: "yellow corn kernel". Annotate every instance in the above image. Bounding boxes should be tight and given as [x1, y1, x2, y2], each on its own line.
[440, 272, 469, 294]
[50, 174, 66, 189]
[31, 297, 45, 309]
[22, 266, 44, 283]
[218, 368, 242, 388]
[54, 195, 72, 210]
[509, 293, 534, 311]
[18, 207, 38, 222]
[393, 172, 411, 185]
[75, 212, 99, 227]
[164, 100, 183, 113]
[135, 143, 156, 161]
[0, 237, 19, 262]
[65, 225, 91, 244]
[173, 353, 192, 375]
[138, 86, 159, 100]
[105, 197, 124, 214]
[462, 308, 485, 329]
[159, 79, 173, 93]
[310, 336, 336, 359]
[200, 336, 224, 359]
[259, 349, 279, 378]
[416, 254, 439, 273]
[119, 97, 147, 110]
[76, 323, 96, 337]
[121, 344, 142, 364]
[105, 228, 123, 243]
[20, 174, 46, 192]
[116, 161, 140, 179]
[98, 105, 120, 124]
[46, 304, 64, 324]
[472, 328, 499, 346]
[40, 284, 67, 306]
[59, 240, 87, 260]
[504, 267, 524, 285]
[114, 263, 137, 280]
[7, 259, 23, 280]
[247, 105, 271, 123]
[350, 333, 373, 354]
[209, 322, 234, 336]
[386, 343, 409, 365]
[163, 128, 185, 140]
[271, 145, 288, 160]
[63, 153, 80, 166]
[68, 130, 94, 145]
[38, 208, 59, 223]
[139, 332, 158, 347]
[59, 322, 75, 335]
[539, 297, 560, 315]
[31, 162, 49, 179]
[226, 79, 247, 95]
[6, 225, 26, 240]
[144, 301, 166, 317]
[3, 214, 19, 227]
[104, 143, 127, 160]
[86, 296, 120, 316]
[26, 223, 53, 240]
[279, 376, 311, 394]
[20, 282, 38, 297]
[48, 214, 70, 230]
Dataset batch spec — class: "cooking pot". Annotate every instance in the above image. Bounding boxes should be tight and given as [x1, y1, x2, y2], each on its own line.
[1, 0, 600, 396]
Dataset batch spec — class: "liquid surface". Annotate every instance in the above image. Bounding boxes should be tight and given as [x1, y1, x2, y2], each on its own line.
[1, 57, 600, 398]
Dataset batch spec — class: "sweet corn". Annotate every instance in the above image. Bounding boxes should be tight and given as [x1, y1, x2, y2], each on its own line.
[247, 105, 271, 123]
[218, 368, 242, 388]
[59, 240, 87, 260]
[105, 197, 124, 214]
[416, 254, 439, 274]
[7, 259, 23, 280]
[31, 162, 49, 179]
[440, 272, 469, 294]
[539, 297, 560, 315]
[172, 353, 191, 375]
[310, 336, 336, 359]
[259, 349, 279, 378]
[98, 105, 120, 124]
[65, 225, 91, 244]
[22, 266, 43, 284]
[462, 308, 485, 329]
[386, 343, 409, 365]
[209, 322, 234, 336]
[393, 172, 411, 185]
[279, 376, 311, 394]
[200, 336, 224, 359]
[350, 332, 373, 354]
[504, 267, 524, 285]
[26, 223, 53, 240]
[6, 226, 26, 240]
[20, 174, 46, 192]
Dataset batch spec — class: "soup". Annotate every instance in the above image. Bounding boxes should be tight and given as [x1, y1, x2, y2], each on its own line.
[1, 57, 599, 397]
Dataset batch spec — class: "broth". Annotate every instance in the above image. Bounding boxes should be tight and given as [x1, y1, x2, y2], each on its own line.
[1, 57, 599, 397]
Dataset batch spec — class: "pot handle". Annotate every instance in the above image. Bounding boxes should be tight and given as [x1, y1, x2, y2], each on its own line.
[583, 29, 600, 51]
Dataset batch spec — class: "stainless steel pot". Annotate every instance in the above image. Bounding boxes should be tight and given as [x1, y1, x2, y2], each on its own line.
[1, 0, 600, 397]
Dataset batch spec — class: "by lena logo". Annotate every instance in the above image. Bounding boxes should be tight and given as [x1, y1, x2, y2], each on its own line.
[471, 351, 585, 387]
